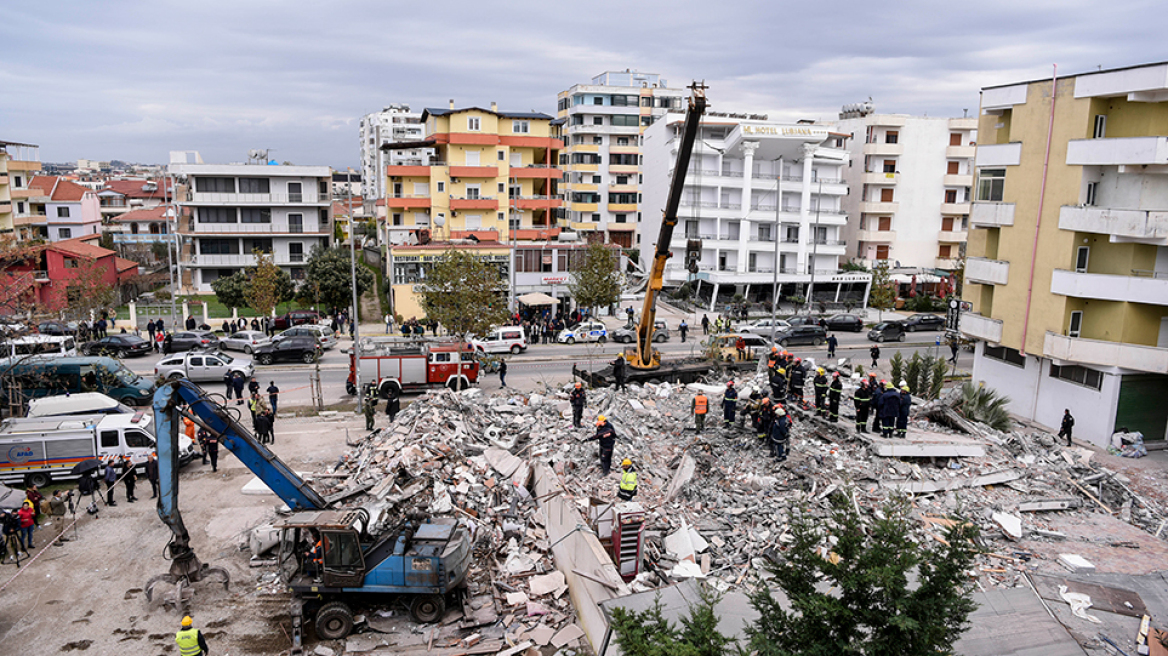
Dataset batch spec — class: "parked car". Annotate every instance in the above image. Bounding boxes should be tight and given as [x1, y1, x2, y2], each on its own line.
[470, 326, 527, 354]
[557, 320, 608, 344]
[611, 320, 670, 344]
[274, 324, 338, 349]
[273, 310, 324, 330]
[81, 334, 152, 358]
[168, 330, 220, 352]
[738, 318, 792, 335]
[252, 336, 321, 365]
[822, 314, 865, 333]
[155, 350, 254, 382]
[27, 392, 133, 417]
[706, 333, 773, 362]
[220, 330, 272, 354]
[38, 320, 78, 336]
[867, 321, 907, 342]
[772, 325, 828, 347]
[902, 313, 946, 332]
[0, 356, 155, 407]
[785, 315, 818, 328]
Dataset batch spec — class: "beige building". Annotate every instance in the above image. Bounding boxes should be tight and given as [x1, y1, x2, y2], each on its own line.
[0, 140, 41, 235]
[962, 61, 1168, 446]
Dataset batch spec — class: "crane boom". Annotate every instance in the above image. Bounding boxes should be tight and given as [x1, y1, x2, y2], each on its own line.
[630, 83, 707, 370]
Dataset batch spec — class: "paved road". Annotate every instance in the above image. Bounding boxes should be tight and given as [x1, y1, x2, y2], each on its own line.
[119, 327, 966, 409]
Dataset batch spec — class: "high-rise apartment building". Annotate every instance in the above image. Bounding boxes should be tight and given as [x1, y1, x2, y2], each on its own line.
[641, 114, 871, 310]
[961, 61, 1168, 445]
[359, 104, 431, 200]
[836, 109, 977, 272]
[556, 71, 685, 247]
[0, 140, 41, 235]
[168, 152, 332, 293]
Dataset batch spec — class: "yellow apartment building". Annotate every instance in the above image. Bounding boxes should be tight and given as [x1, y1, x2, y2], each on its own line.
[962, 61, 1168, 445]
[0, 140, 41, 235]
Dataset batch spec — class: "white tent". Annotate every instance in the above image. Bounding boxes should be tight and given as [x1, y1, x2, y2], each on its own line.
[516, 292, 559, 306]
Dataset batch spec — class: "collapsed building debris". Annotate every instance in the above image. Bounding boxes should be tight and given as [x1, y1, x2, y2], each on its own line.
[289, 372, 1168, 652]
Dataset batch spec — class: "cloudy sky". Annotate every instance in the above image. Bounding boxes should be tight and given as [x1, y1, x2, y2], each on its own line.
[2, 0, 1162, 168]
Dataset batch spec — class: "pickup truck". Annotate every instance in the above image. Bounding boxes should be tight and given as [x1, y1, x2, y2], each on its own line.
[155, 350, 254, 383]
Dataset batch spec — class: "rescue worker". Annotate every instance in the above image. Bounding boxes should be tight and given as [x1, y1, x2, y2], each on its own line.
[612, 355, 627, 391]
[789, 359, 806, 404]
[305, 529, 326, 578]
[1058, 409, 1075, 446]
[692, 390, 709, 432]
[896, 382, 912, 438]
[813, 367, 829, 417]
[721, 381, 738, 428]
[756, 397, 774, 441]
[384, 389, 401, 423]
[767, 347, 780, 375]
[204, 429, 220, 471]
[122, 455, 137, 503]
[617, 459, 638, 501]
[828, 372, 843, 423]
[570, 382, 587, 428]
[853, 377, 871, 433]
[826, 333, 838, 358]
[770, 367, 786, 401]
[866, 374, 881, 433]
[879, 381, 901, 438]
[175, 615, 210, 656]
[770, 404, 790, 461]
[587, 416, 618, 475]
[363, 385, 377, 431]
[735, 335, 747, 361]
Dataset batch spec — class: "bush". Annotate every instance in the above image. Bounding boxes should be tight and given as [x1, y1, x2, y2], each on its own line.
[906, 295, 940, 312]
[960, 382, 1012, 431]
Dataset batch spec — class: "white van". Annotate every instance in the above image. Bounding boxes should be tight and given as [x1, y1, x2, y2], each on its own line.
[2, 335, 77, 358]
[27, 392, 132, 418]
[471, 327, 528, 354]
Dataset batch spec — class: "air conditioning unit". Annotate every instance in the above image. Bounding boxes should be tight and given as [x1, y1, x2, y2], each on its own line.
[450, 177, 460, 183]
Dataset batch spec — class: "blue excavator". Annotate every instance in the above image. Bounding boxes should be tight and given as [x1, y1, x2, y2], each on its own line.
[146, 379, 471, 651]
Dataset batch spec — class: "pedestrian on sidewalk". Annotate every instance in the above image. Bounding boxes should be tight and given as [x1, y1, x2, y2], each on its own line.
[1058, 409, 1075, 446]
[827, 333, 838, 359]
[870, 344, 880, 369]
[692, 390, 708, 431]
[679, 320, 688, 342]
[949, 339, 960, 364]
[498, 359, 507, 387]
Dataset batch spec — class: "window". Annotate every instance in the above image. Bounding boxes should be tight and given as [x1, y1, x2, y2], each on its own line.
[468, 116, 481, 131]
[12, 175, 22, 188]
[195, 177, 235, 193]
[617, 137, 629, 146]
[200, 207, 235, 223]
[238, 178, 270, 194]
[287, 182, 302, 202]
[947, 161, 960, 174]
[1075, 246, 1089, 273]
[240, 208, 271, 223]
[289, 243, 304, 263]
[880, 188, 894, 202]
[125, 430, 152, 448]
[512, 120, 529, 134]
[58, 228, 72, 239]
[611, 115, 639, 127]
[242, 238, 272, 253]
[1093, 114, 1107, 139]
[465, 185, 480, 199]
[16, 202, 24, 214]
[938, 244, 952, 258]
[641, 116, 653, 126]
[288, 213, 304, 233]
[200, 239, 239, 255]
[875, 244, 889, 259]
[437, 181, 445, 193]
[593, 136, 603, 145]
[641, 97, 652, 107]
[498, 183, 505, 193]
[976, 168, 1006, 201]
[100, 430, 119, 449]
[885, 130, 899, 144]
[883, 159, 896, 173]
[592, 175, 601, 183]
[942, 216, 955, 231]
[392, 213, 402, 226]
[497, 150, 505, 161]
[877, 216, 892, 231]
[593, 97, 603, 105]
[464, 150, 480, 166]
[615, 213, 627, 223]
[984, 344, 1025, 367]
[616, 175, 629, 185]
[64, 257, 78, 268]
[1085, 181, 1098, 206]
[946, 189, 958, 203]
[290, 267, 305, 280]
[1068, 310, 1083, 338]
[1050, 363, 1102, 390]
[593, 116, 603, 125]
[56, 207, 70, 218]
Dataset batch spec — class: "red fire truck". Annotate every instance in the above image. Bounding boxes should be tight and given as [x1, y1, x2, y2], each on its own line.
[346, 338, 479, 397]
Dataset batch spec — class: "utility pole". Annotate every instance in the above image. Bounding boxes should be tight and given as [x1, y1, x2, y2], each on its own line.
[770, 156, 782, 330]
[806, 178, 823, 314]
[347, 168, 362, 411]
[164, 172, 178, 328]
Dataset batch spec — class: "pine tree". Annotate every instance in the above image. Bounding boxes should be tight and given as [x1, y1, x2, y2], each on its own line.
[868, 261, 896, 321]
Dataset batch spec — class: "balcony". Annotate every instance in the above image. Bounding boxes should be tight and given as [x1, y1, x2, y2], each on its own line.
[189, 192, 330, 205]
[975, 142, 1023, 167]
[863, 142, 904, 156]
[608, 182, 638, 192]
[935, 257, 960, 270]
[385, 165, 433, 177]
[33, 270, 49, 282]
[970, 202, 1015, 227]
[1050, 268, 1168, 306]
[857, 229, 896, 242]
[863, 172, 898, 185]
[607, 202, 637, 212]
[937, 230, 968, 242]
[510, 165, 562, 179]
[1044, 332, 1168, 374]
[1065, 136, 1168, 166]
[946, 145, 977, 159]
[965, 257, 1010, 285]
[191, 253, 257, 267]
[860, 201, 899, 214]
[448, 165, 498, 178]
[385, 194, 431, 209]
[449, 196, 499, 210]
[188, 222, 325, 235]
[0, 203, 10, 214]
[943, 173, 973, 187]
[1058, 205, 1168, 240]
[941, 201, 971, 215]
[514, 195, 565, 210]
[960, 313, 1003, 343]
[949, 117, 977, 131]
[608, 164, 640, 174]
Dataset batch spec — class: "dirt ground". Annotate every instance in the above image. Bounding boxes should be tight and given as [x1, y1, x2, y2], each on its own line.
[0, 410, 368, 656]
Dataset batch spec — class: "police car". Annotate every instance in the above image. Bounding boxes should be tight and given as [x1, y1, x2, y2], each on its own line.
[556, 320, 608, 344]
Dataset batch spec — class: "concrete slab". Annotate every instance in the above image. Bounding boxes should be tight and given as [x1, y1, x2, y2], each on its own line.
[869, 431, 986, 458]
[954, 587, 1087, 656]
[881, 468, 1024, 494]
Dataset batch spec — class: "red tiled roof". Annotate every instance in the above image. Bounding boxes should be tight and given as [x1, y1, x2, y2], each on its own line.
[28, 176, 92, 202]
[115, 257, 140, 274]
[112, 205, 169, 223]
[50, 237, 113, 259]
[99, 179, 174, 200]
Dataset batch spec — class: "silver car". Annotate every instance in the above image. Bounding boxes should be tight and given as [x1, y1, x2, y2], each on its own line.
[220, 330, 272, 354]
[155, 350, 254, 382]
[274, 324, 338, 350]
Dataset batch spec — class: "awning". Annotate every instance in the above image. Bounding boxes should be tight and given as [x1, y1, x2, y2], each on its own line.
[517, 292, 559, 306]
[891, 273, 942, 284]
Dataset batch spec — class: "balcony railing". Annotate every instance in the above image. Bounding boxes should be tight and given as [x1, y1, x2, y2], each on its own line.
[33, 270, 48, 281]
[1044, 331, 1168, 375]
[189, 192, 330, 204]
[747, 267, 775, 273]
[185, 222, 324, 234]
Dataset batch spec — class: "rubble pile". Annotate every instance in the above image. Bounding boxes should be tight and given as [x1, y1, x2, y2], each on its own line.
[311, 376, 1168, 635]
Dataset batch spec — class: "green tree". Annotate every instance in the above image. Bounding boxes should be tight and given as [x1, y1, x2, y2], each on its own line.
[868, 261, 896, 321]
[210, 269, 249, 310]
[609, 584, 734, 656]
[744, 494, 979, 656]
[959, 382, 1012, 431]
[243, 250, 295, 318]
[304, 246, 375, 314]
[889, 351, 905, 385]
[568, 243, 622, 314]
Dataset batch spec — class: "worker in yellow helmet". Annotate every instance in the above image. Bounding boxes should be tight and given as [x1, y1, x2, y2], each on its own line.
[175, 616, 209, 656]
[617, 459, 638, 500]
[813, 367, 830, 417]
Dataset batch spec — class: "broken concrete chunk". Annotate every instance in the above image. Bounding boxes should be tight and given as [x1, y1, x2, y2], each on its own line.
[550, 623, 586, 648]
[1017, 497, 1082, 512]
[992, 512, 1023, 540]
[528, 571, 567, 597]
[1058, 554, 1096, 573]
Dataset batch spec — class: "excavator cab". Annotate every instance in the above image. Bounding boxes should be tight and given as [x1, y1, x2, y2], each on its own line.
[276, 510, 372, 589]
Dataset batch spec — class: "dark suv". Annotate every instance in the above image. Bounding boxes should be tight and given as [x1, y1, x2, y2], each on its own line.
[823, 314, 864, 332]
[773, 325, 828, 347]
[902, 313, 945, 332]
[252, 336, 321, 365]
[273, 310, 324, 330]
[867, 321, 906, 342]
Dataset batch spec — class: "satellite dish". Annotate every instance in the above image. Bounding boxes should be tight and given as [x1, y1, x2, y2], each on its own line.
[433, 214, 446, 227]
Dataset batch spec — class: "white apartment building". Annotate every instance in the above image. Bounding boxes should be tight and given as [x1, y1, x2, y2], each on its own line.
[556, 71, 685, 247]
[642, 115, 871, 310]
[359, 104, 432, 200]
[168, 153, 332, 293]
[836, 108, 977, 274]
